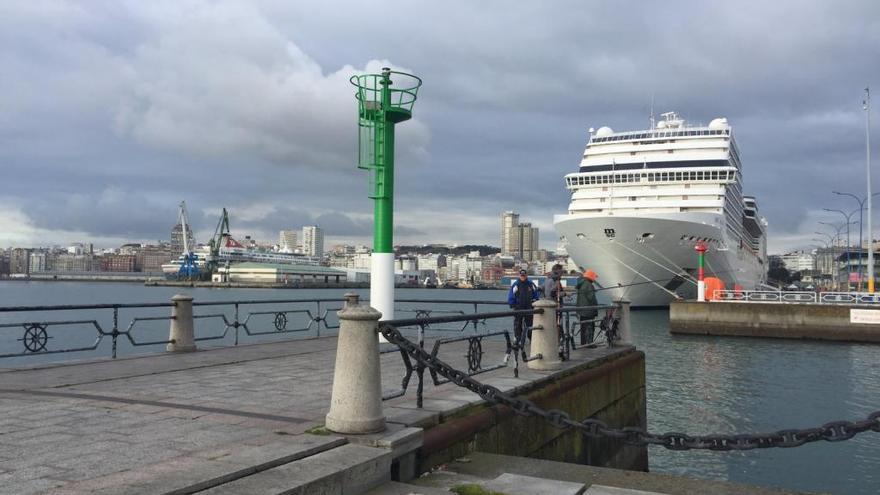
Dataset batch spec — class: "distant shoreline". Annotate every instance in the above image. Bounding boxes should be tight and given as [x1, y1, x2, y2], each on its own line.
[1, 276, 505, 290]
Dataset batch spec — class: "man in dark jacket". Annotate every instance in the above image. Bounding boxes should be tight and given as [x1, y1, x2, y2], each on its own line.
[507, 269, 539, 357]
[576, 269, 599, 344]
[543, 264, 565, 303]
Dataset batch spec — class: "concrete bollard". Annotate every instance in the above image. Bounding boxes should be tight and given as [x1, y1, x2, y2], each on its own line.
[325, 293, 386, 434]
[528, 298, 561, 371]
[614, 298, 632, 345]
[167, 294, 197, 353]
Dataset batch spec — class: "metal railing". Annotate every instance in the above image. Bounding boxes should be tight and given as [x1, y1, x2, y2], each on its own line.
[713, 290, 880, 305]
[0, 296, 592, 362]
[0, 296, 621, 409]
[380, 303, 620, 407]
[0, 302, 175, 360]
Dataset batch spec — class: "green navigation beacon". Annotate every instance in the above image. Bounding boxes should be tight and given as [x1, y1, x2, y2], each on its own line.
[351, 68, 422, 321]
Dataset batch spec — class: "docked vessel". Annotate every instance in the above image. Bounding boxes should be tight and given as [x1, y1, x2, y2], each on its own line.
[554, 112, 767, 307]
[162, 239, 322, 279]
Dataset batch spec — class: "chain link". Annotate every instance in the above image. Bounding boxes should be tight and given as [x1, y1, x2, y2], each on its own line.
[380, 324, 880, 452]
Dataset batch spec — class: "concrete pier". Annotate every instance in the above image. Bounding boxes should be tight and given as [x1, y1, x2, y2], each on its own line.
[0, 330, 648, 494]
[670, 300, 880, 343]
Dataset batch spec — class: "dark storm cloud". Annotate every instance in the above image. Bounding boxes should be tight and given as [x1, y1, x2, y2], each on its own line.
[1, 1, 878, 251]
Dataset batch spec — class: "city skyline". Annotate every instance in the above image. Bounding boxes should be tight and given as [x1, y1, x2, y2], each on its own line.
[0, 2, 877, 253]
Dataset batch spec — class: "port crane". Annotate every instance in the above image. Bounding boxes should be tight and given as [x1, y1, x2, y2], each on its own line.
[205, 208, 233, 273]
[176, 201, 199, 279]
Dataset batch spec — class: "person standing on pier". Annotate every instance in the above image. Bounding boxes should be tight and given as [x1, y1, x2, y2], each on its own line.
[544, 264, 567, 356]
[508, 269, 539, 359]
[576, 269, 599, 344]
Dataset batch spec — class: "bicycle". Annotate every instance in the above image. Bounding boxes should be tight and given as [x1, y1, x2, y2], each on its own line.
[561, 306, 620, 357]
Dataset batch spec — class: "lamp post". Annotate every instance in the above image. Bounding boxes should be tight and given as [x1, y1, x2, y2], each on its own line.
[832, 191, 880, 291]
[819, 222, 857, 290]
[815, 229, 839, 290]
[864, 87, 874, 293]
[823, 208, 860, 290]
[812, 238, 832, 290]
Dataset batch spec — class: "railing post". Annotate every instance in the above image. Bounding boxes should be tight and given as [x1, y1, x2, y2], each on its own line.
[529, 299, 561, 371]
[233, 303, 240, 346]
[111, 307, 119, 359]
[167, 294, 197, 353]
[325, 293, 385, 434]
[613, 298, 632, 345]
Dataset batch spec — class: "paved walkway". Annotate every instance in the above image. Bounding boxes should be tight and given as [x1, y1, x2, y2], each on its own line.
[0, 333, 622, 494]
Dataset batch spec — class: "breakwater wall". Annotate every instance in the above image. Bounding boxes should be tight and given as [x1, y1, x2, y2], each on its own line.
[416, 348, 648, 473]
[670, 300, 880, 343]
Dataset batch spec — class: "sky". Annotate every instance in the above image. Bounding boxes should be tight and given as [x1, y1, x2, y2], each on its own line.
[1, 1, 878, 253]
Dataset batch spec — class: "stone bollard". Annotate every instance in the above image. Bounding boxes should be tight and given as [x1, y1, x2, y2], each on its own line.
[528, 298, 561, 371]
[167, 294, 197, 353]
[613, 298, 632, 345]
[325, 293, 386, 434]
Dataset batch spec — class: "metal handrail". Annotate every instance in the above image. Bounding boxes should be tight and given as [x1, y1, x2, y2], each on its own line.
[0, 302, 174, 313]
[0, 297, 572, 364]
[712, 289, 880, 305]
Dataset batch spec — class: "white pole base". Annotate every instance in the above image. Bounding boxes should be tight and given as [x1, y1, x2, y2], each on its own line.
[697, 280, 706, 302]
[371, 253, 395, 343]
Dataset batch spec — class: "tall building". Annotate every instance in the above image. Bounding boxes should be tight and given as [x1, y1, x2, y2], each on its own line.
[279, 230, 298, 252]
[170, 222, 195, 256]
[501, 211, 539, 260]
[302, 225, 324, 257]
[9, 248, 30, 275]
[501, 211, 519, 256]
[520, 223, 539, 262]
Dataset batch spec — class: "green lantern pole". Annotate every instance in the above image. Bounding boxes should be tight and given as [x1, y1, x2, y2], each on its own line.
[695, 242, 708, 301]
[351, 68, 422, 321]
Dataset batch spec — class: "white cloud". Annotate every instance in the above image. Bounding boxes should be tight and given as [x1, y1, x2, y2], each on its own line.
[111, 1, 429, 166]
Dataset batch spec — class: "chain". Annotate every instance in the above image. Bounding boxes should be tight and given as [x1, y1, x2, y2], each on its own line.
[380, 324, 880, 451]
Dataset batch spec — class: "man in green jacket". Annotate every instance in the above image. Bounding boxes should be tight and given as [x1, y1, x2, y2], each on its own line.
[576, 270, 599, 344]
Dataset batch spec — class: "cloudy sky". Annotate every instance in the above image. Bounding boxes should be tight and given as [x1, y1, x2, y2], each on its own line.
[1, 1, 878, 253]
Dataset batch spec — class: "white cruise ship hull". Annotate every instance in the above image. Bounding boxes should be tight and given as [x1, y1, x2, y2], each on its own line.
[555, 212, 763, 307]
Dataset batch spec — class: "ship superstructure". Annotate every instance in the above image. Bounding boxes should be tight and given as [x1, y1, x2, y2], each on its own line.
[554, 112, 767, 306]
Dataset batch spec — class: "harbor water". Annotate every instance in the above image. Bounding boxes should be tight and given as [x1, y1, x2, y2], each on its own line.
[0, 281, 878, 494]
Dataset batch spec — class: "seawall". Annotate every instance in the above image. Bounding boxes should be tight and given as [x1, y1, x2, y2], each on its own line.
[416, 348, 648, 473]
[670, 300, 880, 343]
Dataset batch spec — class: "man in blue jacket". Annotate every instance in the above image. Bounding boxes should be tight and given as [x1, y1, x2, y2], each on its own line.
[507, 269, 539, 358]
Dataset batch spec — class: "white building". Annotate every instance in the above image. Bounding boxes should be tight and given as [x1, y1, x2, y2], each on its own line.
[28, 252, 48, 273]
[279, 230, 298, 253]
[302, 226, 324, 257]
[780, 251, 815, 273]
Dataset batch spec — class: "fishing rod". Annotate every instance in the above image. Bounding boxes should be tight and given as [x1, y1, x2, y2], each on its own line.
[559, 268, 741, 293]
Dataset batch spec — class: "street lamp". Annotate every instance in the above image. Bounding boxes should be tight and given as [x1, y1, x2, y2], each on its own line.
[864, 87, 873, 293]
[832, 191, 880, 291]
[814, 231, 836, 289]
[823, 208, 860, 290]
[818, 222, 858, 290]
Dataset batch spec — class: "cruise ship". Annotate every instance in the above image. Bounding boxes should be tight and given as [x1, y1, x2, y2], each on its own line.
[554, 112, 767, 307]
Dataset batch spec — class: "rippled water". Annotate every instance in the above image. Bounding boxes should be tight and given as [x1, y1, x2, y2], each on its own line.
[1, 281, 878, 494]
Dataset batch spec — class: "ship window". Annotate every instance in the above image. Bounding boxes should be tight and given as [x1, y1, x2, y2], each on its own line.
[682, 195, 688, 200]
[667, 149, 674, 153]
[675, 172, 683, 180]
[629, 196, 637, 201]
[630, 152, 636, 155]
